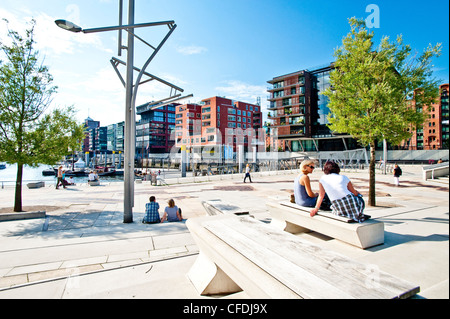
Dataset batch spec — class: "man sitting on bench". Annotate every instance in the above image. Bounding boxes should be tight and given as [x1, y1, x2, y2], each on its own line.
[311, 161, 368, 223]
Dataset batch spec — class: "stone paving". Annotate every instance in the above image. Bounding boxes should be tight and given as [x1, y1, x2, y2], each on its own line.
[0, 166, 448, 299]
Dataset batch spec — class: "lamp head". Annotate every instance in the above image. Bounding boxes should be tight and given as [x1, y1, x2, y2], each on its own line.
[55, 19, 82, 32]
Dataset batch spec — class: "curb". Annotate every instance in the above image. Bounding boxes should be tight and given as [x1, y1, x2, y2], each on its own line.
[0, 211, 46, 222]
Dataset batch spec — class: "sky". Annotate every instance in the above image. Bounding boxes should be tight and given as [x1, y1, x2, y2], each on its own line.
[1, 0, 449, 127]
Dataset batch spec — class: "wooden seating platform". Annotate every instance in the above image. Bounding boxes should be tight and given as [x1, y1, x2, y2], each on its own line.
[186, 214, 419, 299]
[266, 201, 384, 249]
[201, 200, 249, 216]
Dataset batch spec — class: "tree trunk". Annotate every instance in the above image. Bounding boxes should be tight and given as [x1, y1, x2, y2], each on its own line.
[368, 141, 376, 207]
[14, 163, 24, 212]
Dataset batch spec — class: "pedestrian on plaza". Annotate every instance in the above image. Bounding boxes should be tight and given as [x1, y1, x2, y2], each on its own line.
[294, 160, 331, 210]
[142, 196, 161, 224]
[393, 164, 402, 187]
[56, 165, 66, 189]
[378, 157, 384, 170]
[243, 163, 252, 183]
[311, 161, 368, 223]
[161, 198, 182, 222]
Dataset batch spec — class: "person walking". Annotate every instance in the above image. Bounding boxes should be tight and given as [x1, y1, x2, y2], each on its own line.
[243, 164, 252, 183]
[56, 165, 66, 189]
[393, 164, 402, 186]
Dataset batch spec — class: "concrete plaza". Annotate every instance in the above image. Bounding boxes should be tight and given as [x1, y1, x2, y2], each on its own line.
[0, 166, 448, 299]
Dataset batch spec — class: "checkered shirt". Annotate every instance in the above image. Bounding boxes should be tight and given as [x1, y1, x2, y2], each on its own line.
[331, 194, 366, 223]
[144, 202, 160, 223]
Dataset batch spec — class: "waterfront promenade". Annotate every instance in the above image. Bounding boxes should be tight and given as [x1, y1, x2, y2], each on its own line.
[0, 166, 448, 299]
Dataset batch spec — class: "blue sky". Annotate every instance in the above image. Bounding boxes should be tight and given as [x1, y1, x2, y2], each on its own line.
[1, 0, 449, 126]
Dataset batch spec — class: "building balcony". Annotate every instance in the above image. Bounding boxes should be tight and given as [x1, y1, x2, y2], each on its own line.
[268, 102, 306, 111]
[267, 91, 305, 102]
[278, 132, 306, 139]
[267, 81, 305, 93]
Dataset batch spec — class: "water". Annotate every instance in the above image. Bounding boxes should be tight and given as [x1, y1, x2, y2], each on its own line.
[0, 163, 124, 187]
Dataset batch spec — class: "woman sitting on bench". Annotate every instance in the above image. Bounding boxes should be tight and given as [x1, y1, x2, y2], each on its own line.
[311, 161, 368, 223]
[294, 160, 331, 210]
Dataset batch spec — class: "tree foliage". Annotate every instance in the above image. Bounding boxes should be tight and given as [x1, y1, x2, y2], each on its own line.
[323, 18, 441, 206]
[0, 19, 85, 211]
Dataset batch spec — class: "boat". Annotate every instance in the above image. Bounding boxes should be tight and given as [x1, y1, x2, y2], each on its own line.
[73, 159, 86, 170]
[42, 167, 56, 176]
[63, 170, 88, 177]
[95, 166, 117, 177]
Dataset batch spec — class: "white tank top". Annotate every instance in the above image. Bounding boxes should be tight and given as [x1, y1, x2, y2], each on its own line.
[319, 173, 352, 202]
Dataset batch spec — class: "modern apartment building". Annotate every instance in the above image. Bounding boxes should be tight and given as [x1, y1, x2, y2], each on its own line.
[175, 96, 263, 153]
[135, 102, 177, 156]
[82, 117, 100, 153]
[175, 103, 202, 146]
[267, 64, 357, 152]
[107, 121, 125, 152]
[94, 126, 108, 152]
[401, 83, 449, 150]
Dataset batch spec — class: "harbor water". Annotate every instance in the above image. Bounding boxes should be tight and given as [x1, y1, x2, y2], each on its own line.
[0, 163, 124, 187]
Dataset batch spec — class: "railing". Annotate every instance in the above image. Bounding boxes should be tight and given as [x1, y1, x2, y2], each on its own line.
[1, 179, 54, 189]
[422, 162, 449, 181]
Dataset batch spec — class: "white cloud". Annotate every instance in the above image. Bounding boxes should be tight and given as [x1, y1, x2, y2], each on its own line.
[0, 8, 112, 56]
[215, 80, 270, 124]
[53, 66, 191, 125]
[176, 45, 208, 55]
[51, 65, 124, 124]
[215, 80, 267, 105]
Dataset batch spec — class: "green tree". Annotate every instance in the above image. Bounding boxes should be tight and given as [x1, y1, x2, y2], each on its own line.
[324, 18, 441, 206]
[0, 19, 85, 212]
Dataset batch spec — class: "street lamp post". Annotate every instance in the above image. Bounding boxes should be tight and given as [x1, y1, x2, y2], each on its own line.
[56, 0, 191, 223]
[123, 0, 135, 223]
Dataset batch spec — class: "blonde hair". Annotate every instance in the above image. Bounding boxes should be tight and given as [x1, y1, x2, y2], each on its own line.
[167, 199, 175, 208]
[300, 160, 316, 174]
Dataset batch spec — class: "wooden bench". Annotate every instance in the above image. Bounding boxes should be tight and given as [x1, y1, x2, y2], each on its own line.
[201, 200, 250, 216]
[266, 201, 384, 249]
[186, 215, 419, 299]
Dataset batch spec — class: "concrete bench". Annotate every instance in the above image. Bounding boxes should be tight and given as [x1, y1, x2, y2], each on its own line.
[201, 200, 249, 216]
[266, 201, 384, 249]
[88, 180, 100, 186]
[26, 181, 45, 189]
[186, 215, 419, 299]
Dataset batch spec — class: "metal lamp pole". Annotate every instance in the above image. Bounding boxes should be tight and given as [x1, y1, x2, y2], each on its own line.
[123, 0, 135, 223]
[56, 0, 191, 224]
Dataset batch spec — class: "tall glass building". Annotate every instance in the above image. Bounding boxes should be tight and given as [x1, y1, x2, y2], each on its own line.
[135, 102, 177, 156]
[267, 63, 358, 152]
